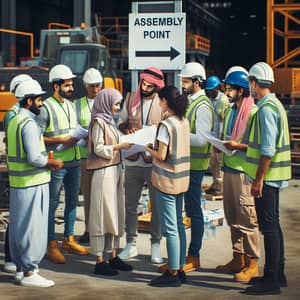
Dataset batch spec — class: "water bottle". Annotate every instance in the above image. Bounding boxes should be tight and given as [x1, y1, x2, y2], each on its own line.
[203, 215, 210, 240]
[210, 220, 217, 240]
[142, 193, 148, 215]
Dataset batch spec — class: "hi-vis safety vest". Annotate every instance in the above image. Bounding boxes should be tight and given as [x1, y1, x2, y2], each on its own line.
[151, 116, 190, 195]
[222, 105, 258, 172]
[75, 96, 91, 159]
[245, 97, 291, 181]
[7, 114, 50, 188]
[186, 95, 214, 171]
[43, 97, 80, 166]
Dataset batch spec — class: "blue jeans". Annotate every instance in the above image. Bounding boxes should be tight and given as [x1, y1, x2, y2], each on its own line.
[156, 190, 186, 270]
[48, 165, 80, 242]
[184, 170, 205, 257]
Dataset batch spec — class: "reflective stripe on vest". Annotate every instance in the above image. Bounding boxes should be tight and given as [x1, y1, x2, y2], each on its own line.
[245, 97, 291, 181]
[43, 97, 80, 165]
[151, 117, 190, 195]
[7, 114, 50, 188]
[222, 105, 257, 172]
[75, 96, 91, 158]
[186, 95, 214, 171]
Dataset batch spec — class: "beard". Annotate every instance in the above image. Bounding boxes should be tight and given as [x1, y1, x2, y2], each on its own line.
[250, 86, 258, 100]
[59, 89, 73, 100]
[141, 89, 155, 98]
[30, 103, 41, 115]
[182, 86, 194, 96]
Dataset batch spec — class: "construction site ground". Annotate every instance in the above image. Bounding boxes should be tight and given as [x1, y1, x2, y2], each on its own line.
[0, 176, 299, 300]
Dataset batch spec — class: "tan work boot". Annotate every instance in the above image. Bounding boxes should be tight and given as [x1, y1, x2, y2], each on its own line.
[61, 235, 89, 255]
[234, 257, 259, 282]
[216, 252, 245, 273]
[182, 256, 200, 273]
[47, 240, 66, 264]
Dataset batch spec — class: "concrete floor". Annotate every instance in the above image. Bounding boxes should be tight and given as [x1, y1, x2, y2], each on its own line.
[0, 177, 300, 300]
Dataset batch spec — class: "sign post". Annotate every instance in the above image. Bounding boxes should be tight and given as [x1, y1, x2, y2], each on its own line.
[129, 12, 186, 70]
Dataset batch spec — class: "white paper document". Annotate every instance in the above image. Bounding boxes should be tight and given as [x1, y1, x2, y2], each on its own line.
[56, 126, 88, 151]
[121, 144, 146, 159]
[200, 131, 236, 157]
[120, 125, 157, 146]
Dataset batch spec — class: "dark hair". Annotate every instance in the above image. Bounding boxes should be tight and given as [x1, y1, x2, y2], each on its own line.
[51, 79, 65, 89]
[158, 86, 188, 120]
[19, 95, 39, 108]
[230, 84, 250, 98]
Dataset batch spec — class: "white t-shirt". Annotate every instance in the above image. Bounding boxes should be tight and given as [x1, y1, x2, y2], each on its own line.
[156, 124, 170, 146]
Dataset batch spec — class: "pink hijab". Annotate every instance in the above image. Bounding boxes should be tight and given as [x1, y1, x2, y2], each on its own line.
[91, 88, 122, 125]
[231, 96, 255, 141]
[130, 67, 165, 116]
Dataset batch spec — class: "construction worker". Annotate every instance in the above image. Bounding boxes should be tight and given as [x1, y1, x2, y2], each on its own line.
[35, 64, 88, 264]
[2, 74, 32, 274]
[75, 68, 103, 244]
[216, 69, 260, 283]
[178, 62, 214, 272]
[7, 79, 63, 287]
[117, 67, 165, 264]
[205, 75, 230, 196]
[244, 62, 291, 295]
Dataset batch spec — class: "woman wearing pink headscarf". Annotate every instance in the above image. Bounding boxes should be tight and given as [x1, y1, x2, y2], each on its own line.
[86, 88, 132, 276]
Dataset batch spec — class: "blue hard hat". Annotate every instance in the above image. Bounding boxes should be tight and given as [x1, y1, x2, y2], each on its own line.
[224, 71, 249, 90]
[205, 76, 221, 90]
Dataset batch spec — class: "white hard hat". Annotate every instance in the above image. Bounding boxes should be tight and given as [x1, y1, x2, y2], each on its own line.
[178, 62, 206, 81]
[15, 79, 46, 100]
[83, 68, 103, 84]
[248, 62, 275, 86]
[225, 66, 248, 79]
[9, 74, 32, 93]
[49, 64, 76, 83]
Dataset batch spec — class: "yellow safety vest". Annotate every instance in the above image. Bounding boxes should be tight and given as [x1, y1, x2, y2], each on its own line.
[222, 105, 257, 172]
[43, 97, 80, 166]
[74, 96, 91, 159]
[186, 95, 214, 171]
[7, 114, 50, 188]
[245, 97, 291, 181]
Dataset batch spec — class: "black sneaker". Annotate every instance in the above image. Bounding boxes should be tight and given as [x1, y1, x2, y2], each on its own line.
[177, 270, 187, 283]
[249, 274, 288, 288]
[78, 232, 89, 244]
[109, 256, 133, 271]
[94, 262, 118, 276]
[150, 271, 181, 287]
[244, 280, 280, 295]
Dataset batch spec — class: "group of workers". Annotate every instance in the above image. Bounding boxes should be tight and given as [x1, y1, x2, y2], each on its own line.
[1, 59, 290, 295]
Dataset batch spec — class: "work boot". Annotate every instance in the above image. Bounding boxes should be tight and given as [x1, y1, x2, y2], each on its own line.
[78, 231, 90, 244]
[205, 187, 222, 196]
[216, 252, 245, 273]
[47, 240, 66, 264]
[244, 278, 280, 295]
[182, 256, 200, 273]
[234, 257, 259, 282]
[249, 273, 288, 288]
[61, 236, 89, 255]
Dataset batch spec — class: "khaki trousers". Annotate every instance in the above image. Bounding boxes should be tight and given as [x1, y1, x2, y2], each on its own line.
[223, 172, 260, 258]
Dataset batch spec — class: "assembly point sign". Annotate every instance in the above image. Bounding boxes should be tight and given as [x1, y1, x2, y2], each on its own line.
[128, 12, 186, 70]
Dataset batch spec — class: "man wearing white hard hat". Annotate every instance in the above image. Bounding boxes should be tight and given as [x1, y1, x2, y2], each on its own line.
[2, 73, 32, 274]
[7, 79, 63, 287]
[74, 68, 103, 244]
[35, 64, 89, 264]
[177, 62, 214, 272]
[243, 62, 291, 295]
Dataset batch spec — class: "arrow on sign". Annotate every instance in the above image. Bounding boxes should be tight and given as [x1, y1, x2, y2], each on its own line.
[135, 47, 180, 60]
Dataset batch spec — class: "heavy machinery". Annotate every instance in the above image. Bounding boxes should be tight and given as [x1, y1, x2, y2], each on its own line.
[0, 27, 122, 124]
